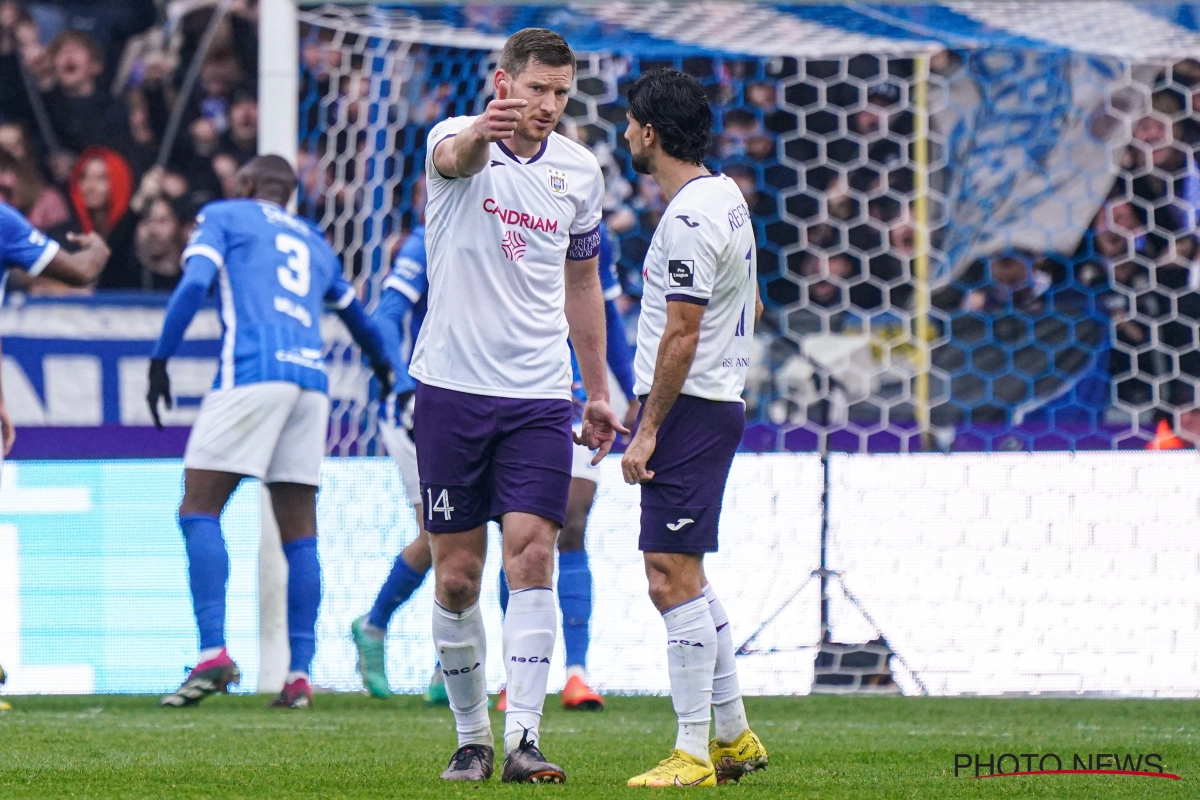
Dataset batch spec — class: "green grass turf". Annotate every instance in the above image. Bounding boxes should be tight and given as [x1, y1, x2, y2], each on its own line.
[0, 693, 1195, 798]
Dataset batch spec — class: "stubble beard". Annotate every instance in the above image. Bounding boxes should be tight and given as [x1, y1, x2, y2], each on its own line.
[631, 150, 652, 175]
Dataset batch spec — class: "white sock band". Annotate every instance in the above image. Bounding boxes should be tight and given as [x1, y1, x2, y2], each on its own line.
[703, 583, 749, 743]
[503, 588, 557, 753]
[662, 595, 717, 761]
[432, 602, 492, 748]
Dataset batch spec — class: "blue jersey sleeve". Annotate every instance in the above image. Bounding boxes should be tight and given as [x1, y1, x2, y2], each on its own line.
[0, 202, 59, 276]
[605, 299, 636, 400]
[382, 228, 428, 302]
[324, 272, 356, 310]
[373, 288, 414, 375]
[311, 236, 356, 311]
[597, 222, 621, 301]
[182, 205, 230, 271]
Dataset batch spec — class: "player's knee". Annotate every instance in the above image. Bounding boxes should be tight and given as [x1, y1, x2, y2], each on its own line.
[436, 569, 481, 608]
[646, 571, 676, 610]
[508, 540, 556, 587]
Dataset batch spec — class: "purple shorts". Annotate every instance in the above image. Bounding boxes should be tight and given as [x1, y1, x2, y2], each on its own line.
[638, 394, 745, 554]
[413, 382, 573, 533]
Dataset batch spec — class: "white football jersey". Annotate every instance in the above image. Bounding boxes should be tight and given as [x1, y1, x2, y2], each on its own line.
[410, 115, 605, 400]
[635, 174, 757, 403]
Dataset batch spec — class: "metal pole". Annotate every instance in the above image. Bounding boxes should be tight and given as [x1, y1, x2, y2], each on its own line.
[256, 0, 299, 694]
[258, 0, 299, 170]
[911, 54, 932, 451]
[157, 0, 233, 168]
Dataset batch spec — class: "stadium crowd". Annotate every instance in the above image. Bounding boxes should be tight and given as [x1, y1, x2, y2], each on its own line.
[0, 0, 259, 293]
[2, 1, 1200, 438]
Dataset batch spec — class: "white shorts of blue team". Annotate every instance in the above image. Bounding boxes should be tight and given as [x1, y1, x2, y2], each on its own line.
[571, 422, 601, 485]
[377, 419, 422, 508]
[183, 382, 330, 487]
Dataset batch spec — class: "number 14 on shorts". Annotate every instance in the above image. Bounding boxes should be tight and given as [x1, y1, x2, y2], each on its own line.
[427, 488, 454, 521]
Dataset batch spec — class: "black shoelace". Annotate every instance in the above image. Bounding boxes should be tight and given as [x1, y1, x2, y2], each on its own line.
[517, 730, 545, 761]
[450, 745, 485, 770]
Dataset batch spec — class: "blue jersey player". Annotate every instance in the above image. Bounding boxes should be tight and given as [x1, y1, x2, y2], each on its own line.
[0, 158, 111, 469]
[149, 156, 392, 710]
[350, 211, 640, 714]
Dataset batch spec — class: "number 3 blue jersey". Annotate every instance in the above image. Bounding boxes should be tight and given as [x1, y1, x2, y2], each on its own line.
[182, 199, 355, 393]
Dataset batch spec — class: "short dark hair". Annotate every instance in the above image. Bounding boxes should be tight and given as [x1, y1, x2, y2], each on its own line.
[238, 155, 297, 206]
[627, 69, 712, 166]
[497, 28, 575, 78]
[50, 30, 104, 66]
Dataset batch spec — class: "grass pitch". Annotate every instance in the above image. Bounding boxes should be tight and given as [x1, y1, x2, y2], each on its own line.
[0, 693, 1195, 798]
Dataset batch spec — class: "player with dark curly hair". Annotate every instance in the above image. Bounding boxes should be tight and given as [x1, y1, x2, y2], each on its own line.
[622, 69, 768, 788]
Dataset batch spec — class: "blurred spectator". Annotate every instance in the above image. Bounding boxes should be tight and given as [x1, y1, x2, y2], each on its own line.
[51, 148, 160, 290]
[718, 108, 773, 161]
[135, 194, 190, 291]
[959, 252, 1052, 314]
[722, 162, 776, 218]
[0, 2, 52, 122]
[211, 151, 239, 198]
[219, 89, 258, 165]
[40, 31, 135, 172]
[0, 121, 69, 229]
[23, 0, 155, 85]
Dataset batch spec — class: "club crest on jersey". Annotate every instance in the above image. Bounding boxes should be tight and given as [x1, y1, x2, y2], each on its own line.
[546, 167, 568, 195]
[668, 259, 695, 288]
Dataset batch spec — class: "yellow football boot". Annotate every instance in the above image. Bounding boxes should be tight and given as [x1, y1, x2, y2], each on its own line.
[709, 729, 768, 784]
[627, 749, 716, 787]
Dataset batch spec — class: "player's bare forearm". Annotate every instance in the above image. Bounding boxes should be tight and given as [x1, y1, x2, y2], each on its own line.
[639, 303, 703, 435]
[435, 126, 491, 179]
[43, 232, 109, 286]
[434, 89, 527, 178]
[564, 256, 609, 402]
[755, 283, 764, 325]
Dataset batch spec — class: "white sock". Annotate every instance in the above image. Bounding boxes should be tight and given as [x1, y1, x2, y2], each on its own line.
[704, 584, 749, 743]
[432, 602, 492, 748]
[199, 646, 225, 663]
[503, 588, 556, 754]
[566, 664, 586, 682]
[362, 619, 385, 639]
[286, 670, 309, 683]
[662, 595, 717, 762]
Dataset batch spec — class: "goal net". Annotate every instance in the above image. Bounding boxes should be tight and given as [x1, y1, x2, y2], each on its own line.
[297, 2, 1200, 457]
[281, 2, 1200, 695]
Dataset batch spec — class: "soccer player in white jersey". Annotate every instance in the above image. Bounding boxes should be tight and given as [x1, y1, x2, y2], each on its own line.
[412, 28, 625, 783]
[620, 70, 769, 787]
[148, 156, 393, 710]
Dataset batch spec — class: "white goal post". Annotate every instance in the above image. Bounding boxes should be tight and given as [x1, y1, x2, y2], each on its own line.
[257, 0, 300, 694]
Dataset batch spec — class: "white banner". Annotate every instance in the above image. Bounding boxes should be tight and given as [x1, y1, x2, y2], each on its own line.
[827, 451, 1200, 697]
